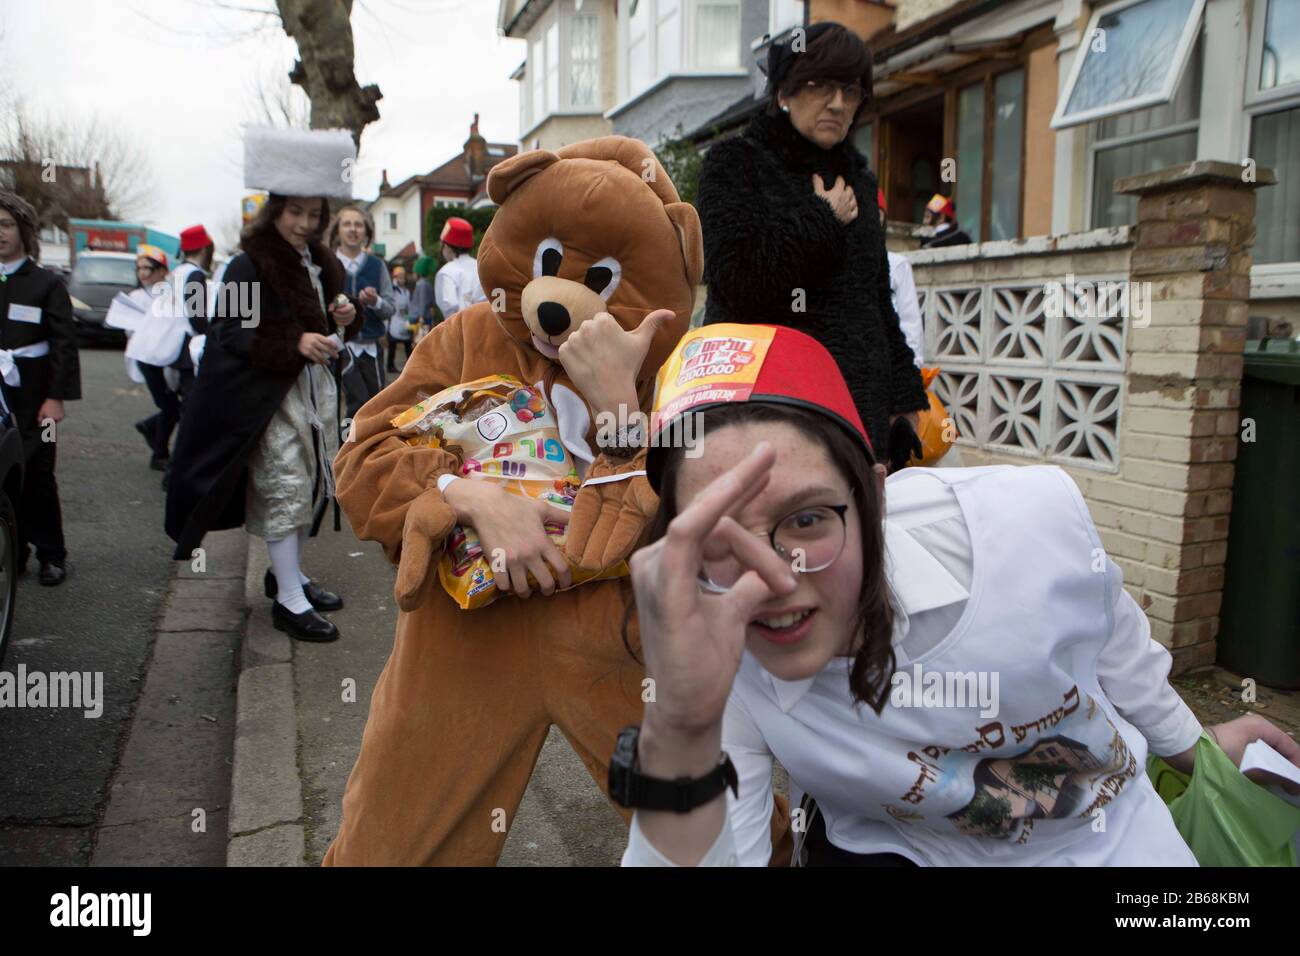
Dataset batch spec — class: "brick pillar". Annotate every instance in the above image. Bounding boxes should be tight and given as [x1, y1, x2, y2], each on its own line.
[1115, 160, 1276, 673]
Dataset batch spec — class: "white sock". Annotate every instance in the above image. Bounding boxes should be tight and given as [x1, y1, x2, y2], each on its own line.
[267, 536, 312, 614]
[296, 527, 311, 584]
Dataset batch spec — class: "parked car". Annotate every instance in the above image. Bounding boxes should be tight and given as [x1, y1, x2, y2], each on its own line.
[0, 412, 22, 666]
[67, 251, 137, 346]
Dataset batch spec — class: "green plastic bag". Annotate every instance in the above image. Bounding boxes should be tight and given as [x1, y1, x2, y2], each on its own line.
[1147, 732, 1300, 867]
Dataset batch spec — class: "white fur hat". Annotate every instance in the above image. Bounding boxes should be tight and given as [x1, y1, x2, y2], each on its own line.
[243, 125, 356, 200]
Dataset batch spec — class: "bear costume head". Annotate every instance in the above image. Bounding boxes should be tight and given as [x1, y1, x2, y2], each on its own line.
[477, 137, 703, 385]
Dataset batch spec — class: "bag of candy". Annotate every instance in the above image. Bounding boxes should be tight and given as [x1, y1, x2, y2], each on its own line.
[391, 374, 628, 609]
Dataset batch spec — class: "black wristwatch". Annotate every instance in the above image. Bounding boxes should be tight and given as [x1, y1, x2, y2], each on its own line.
[608, 724, 738, 812]
[602, 421, 645, 460]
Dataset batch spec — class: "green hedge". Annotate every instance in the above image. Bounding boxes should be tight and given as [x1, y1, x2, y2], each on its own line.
[424, 204, 497, 257]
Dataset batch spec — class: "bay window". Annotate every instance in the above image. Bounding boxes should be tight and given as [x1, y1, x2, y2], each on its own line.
[621, 0, 744, 101]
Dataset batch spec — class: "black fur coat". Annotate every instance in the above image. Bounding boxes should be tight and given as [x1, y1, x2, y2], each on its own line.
[697, 111, 926, 457]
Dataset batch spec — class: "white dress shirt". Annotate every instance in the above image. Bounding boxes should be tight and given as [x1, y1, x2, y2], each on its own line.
[434, 253, 486, 320]
[888, 251, 924, 369]
[624, 465, 1201, 867]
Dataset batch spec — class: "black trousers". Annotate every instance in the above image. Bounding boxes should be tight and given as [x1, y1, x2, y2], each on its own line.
[386, 336, 412, 371]
[342, 344, 385, 420]
[798, 795, 917, 867]
[138, 361, 182, 457]
[19, 425, 66, 564]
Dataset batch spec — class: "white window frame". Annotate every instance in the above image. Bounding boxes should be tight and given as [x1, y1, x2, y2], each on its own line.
[1245, 0, 1300, 107]
[626, 0, 652, 98]
[530, 35, 545, 128]
[1051, 0, 1207, 130]
[656, 0, 682, 78]
[546, 19, 560, 114]
[1084, 120, 1201, 230]
[1245, 0, 1300, 278]
[770, 0, 804, 35]
[387, 212, 398, 231]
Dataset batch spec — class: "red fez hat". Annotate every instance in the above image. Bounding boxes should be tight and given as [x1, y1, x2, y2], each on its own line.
[925, 193, 956, 218]
[180, 224, 213, 252]
[440, 217, 474, 249]
[646, 323, 874, 492]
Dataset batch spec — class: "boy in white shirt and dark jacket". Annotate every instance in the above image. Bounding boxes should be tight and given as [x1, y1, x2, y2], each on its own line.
[0, 191, 81, 586]
[328, 206, 396, 420]
[615, 323, 1300, 866]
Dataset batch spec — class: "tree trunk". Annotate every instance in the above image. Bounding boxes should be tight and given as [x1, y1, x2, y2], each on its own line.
[276, 0, 381, 146]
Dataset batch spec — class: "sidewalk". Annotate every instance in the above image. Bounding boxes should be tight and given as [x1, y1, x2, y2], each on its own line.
[225, 520, 626, 866]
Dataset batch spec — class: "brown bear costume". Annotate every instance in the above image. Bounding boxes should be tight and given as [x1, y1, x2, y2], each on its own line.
[324, 137, 792, 866]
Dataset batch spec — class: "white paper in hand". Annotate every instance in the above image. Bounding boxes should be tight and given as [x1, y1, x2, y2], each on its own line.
[104, 291, 147, 332]
[1240, 739, 1300, 807]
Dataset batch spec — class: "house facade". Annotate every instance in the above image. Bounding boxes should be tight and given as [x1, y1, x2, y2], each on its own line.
[605, 0, 779, 145]
[368, 115, 517, 261]
[851, 0, 1298, 325]
[500, 0, 619, 151]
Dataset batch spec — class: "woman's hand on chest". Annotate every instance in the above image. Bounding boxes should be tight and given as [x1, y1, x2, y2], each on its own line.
[812, 174, 859, 225]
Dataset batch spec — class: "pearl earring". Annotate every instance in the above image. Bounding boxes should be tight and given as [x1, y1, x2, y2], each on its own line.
[781, 104, 790, 113]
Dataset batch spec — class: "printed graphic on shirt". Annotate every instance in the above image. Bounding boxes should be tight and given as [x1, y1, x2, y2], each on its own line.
[889, 685, 1138, 844]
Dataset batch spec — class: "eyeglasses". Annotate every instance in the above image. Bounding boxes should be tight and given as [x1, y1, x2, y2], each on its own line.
[699, 504, 850, 594]
[803, 79, 866, 108]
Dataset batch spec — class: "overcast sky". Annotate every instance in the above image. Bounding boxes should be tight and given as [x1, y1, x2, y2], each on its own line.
[1, 0, 525, 249]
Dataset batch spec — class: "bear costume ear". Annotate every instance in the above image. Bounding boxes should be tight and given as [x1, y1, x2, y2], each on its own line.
[664, 201, 702, 288]
[487, 149, 560, 205]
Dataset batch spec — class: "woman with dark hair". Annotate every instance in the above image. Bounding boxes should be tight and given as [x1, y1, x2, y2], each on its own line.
[697, 21, 926, 470]
[166, 126, 362, 642]
[613, 324, 1300, 866]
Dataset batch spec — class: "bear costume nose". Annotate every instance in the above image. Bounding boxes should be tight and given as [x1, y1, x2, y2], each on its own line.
[537, 301, 571, 336]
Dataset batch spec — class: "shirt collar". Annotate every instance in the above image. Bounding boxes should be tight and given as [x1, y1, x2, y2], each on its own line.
[766, 517, 970, 713]
[1, 257, 28, 276]
[336, 249, 365, 272]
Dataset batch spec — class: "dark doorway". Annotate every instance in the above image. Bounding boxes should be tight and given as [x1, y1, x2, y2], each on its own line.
[880, 97, 945, 224]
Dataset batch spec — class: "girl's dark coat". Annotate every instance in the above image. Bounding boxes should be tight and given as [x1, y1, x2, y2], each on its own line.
[165, 230, 358, 559]
[697, 111, 927, 456]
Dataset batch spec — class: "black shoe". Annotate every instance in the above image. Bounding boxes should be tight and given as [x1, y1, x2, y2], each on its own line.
[263, 569, 344, 612]
[135, 418, 161, 456]
[271, 601, 339, 642]
[38, 560, 67, 587]
[149, 454, 169, 472]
